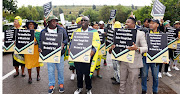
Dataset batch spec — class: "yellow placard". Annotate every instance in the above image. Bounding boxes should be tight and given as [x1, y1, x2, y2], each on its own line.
[111, 50, 135, 63]
[68, 49, 91, 63]
[39, 50, 61, 63]
[3, 44, 15, 52]
[14, 43, 34, 54]
[147, 50, 169, 63]
[168, 40, 177, 49]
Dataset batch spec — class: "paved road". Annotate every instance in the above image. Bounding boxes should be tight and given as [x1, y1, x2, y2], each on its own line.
[3, 53, 178, 94]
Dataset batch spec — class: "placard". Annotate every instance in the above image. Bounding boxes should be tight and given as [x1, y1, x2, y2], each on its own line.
[106, 29, 114, 51]
[146, 33, 169, 63]
[68, 32, 93, 63]
[66, 25, 80, 42]
[98, 29, 106, 55]
[108, 10, 116, 24]
[39, 32, 62, 63]
[151, 0, 166, 19]
[3, 29, 15, 52]
[15, 29, 34, 54]
[43, 2, 53, 20]
[166, 27, 178, 49]
[173, 40, 180, 60]
[111, 29, 137, 63]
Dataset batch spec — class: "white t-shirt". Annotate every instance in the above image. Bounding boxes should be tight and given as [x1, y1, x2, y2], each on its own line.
[98, 29, 104, 33]
[47, 27, 57, 33]
[81, 28, 88, 32]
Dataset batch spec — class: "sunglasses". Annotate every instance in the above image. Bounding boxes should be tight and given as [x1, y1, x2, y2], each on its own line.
[81, 19, 88, 22]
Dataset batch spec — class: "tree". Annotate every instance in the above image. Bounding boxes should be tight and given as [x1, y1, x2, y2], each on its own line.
[83, 9, 99, 22]
[133, 6, 152, 22]
[3, 0, 17, 13]
[98, 6, 114, 22]
[115, 5, 132, 23]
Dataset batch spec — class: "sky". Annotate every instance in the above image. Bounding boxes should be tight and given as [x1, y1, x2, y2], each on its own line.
[16, 0, 152, 8]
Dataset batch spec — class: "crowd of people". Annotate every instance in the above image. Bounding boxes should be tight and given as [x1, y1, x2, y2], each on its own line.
[8, 13, 180, 94]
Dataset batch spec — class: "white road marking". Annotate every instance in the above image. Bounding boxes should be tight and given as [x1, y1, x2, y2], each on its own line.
[3, 67, 21, 80]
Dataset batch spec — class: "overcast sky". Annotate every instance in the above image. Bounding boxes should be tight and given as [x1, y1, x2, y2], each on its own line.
[16, 0, 152, 8]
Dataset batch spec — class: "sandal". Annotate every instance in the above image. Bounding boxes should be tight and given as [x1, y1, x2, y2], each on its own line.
[13, 72, 19, 78]
[28, 78, 32, 84]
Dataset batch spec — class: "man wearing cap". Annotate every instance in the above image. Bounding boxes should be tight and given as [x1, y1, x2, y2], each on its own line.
[174, 21, 180, 29]
[111, 17, 148, 94]
[141, 19, 163, 94]
[69, 16, 100, 94]
[38, 15, 68, 94]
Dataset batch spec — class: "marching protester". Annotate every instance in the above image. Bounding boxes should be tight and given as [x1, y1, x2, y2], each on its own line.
[172, 21, 180, 71]
[158, 21, 172, 78]
[117, 17, 148, 94]
[24, 20, 42, 84]
[98, 20, 108, 66]
[68, 17, 82, 80]
[38, 15, 68, 93]
[13, 16, 26, 78]
[136, 20, 142, 28]
[109, 21, 121, 85]
[141, 19, 162, 94]
[138, 18, 150, 80]
[69, 16, 100, 94]
[174, 21, 180, 29]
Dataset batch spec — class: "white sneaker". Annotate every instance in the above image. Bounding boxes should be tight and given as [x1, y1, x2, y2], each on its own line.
[70, 74, 75, 80]
[163, 72, 172, 77]
[74, 88, 83, 94]
[172, 66, 180, 71]
[158, 72, 162, 78]
[168, 67, 171, 72]
[87, 90, 92, 94]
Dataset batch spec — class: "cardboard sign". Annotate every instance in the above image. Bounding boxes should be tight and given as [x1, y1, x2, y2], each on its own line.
[151, 0, 166, 19]
[66, 25, 80, 42]
[39, 32, 63, 63]
[166, 27, 178, 49]
[68, 32, 93, 63]
[98, 29, 106, 55]
[146, 33, 169, 63]
[60, 13, 65, 26]
[3, 29, 15, 52]
[15, 29, 34, 54]
[111, 29, 137, 63]
[108, 10, 116, 24]
[173, 40, 180, 60]
[43, 2, 53, 20]
[106, 29, 114, 51]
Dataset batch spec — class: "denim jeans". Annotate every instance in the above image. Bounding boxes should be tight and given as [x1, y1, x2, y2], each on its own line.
[141, 56, 159, 93]
[47, 55, 64, 86]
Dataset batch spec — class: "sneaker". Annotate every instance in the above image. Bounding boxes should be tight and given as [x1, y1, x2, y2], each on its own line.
[158, 72, 162, 78]
[59, 84, 64, 93]
[96, 75, 102, 79]
[163, 72, 172, 77]
[153, 92, 158, 94]
[74, 88, 83, 94]
[86, 89, 92, 94]
[168, 67, 171, 72]
[112, 81, 120, 85]
[83, 75, 85, 81]
[172, 66, 180, 71]
[70, 73, 75, 80]
[111, 77, 116, 81]
[48, 86, 55, 94]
